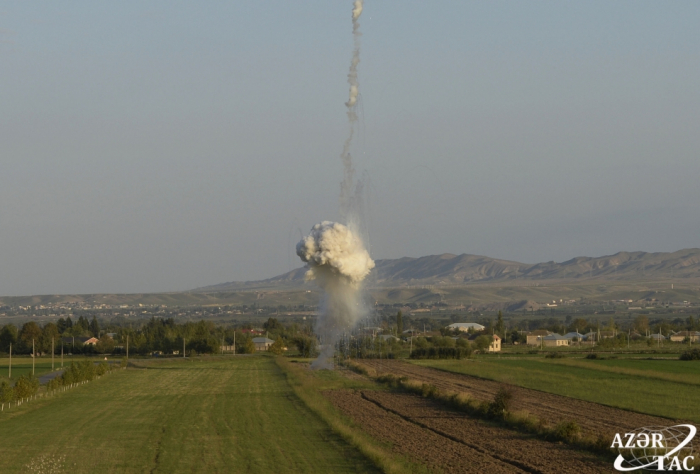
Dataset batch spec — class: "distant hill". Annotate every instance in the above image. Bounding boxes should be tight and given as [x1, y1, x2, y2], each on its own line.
[196, 248, 700, 291]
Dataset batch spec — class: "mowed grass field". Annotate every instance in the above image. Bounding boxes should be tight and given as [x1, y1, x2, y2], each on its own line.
[0, 357, 68, 381]
[410, 357, 700, 422]
[0, 356, 379, 473]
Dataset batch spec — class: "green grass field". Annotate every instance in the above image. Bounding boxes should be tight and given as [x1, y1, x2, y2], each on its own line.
[0, 356, 72, 382]
[410, 357, 700, 422]
[0, 356, 379, 473]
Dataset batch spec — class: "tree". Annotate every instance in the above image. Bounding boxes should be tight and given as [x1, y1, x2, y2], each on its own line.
[474, 335, 493, 352]
[19, 322, 42, 352]
[268, 338, 285, 355]
[396, 311, 403, 335]
[13, 375, 39, 399]
[39, 323, 60, 353]
[90, 316, 100, 337]
[293, 336, 317, 358]
[495, 311, 505, 338]
[0, 325, 18, 352]
[0, 380, 14, 410]
[263, 317, 280, 333]
[95, 335, 115, 354]
[56, 317, 68, 334]
[243, 338, 256, 354]
[634, 314, 649, 334]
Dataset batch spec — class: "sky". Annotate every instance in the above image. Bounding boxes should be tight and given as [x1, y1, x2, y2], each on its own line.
[1, 1, 699, 296]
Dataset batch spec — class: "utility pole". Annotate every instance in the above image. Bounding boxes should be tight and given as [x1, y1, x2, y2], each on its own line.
[61, 342, 64, 368]
[52, 338, 55, 371]
[233, 331, 236, 355]
[32, 339, 35, 376]
[183, 338, 185, 358]
[8, 343, 11, 378]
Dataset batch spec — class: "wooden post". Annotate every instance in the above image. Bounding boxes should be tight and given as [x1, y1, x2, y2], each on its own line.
[52, 337, 55, 371]
[183, 338, 185, 358]
[233, 331, 236, 355]
[32, 339, 35, 376]
[8, 343, 11, 378]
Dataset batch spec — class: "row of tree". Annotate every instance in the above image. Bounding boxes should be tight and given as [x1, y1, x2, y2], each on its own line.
[0, 375, 40, 410]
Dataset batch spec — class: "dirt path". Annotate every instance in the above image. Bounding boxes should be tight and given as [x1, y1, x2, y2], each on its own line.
[355, 359, 679, 438]
[326, 390, 611, 474]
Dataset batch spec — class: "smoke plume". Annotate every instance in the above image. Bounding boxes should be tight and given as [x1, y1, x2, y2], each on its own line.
[297, 221, 374, 368]
[298, 2, 370, 369]
[340, 0, 364, 221]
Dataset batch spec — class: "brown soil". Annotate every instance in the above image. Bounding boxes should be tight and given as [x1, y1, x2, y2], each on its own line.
[355, 359, 678, 438]
[326, 389, 611, 473]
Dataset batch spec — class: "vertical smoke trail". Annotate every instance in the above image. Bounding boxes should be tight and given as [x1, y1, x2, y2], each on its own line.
[340, 0, 364, 221]
[297, 2, 371, 369]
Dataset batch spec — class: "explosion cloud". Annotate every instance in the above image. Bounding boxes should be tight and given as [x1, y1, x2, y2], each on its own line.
[298, 2, 369, 369]
[297, 221, 374, 368]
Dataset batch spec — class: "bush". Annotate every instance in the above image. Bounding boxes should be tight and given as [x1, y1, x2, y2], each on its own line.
[268, 338, 285, 355]
[410, 347, 471, 360]
[96, 361, 109, 376]
[545, 352, 566, 359]
[585, 353, 598, 359]
[0, 380, 14, 406]
[488, 386, 513, 418]
[473, 335, 493, 352]
[293, 336, 317, 358]
[680, 348, 700, 361]
[13, 375, 39, 399]
[553, 421, 581, 442]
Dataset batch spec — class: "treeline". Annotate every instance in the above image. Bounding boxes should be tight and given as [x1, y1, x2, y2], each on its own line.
[46, 360, 120, 392]
[0, 317, 315, 357]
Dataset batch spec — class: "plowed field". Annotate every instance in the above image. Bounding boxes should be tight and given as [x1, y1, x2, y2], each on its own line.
[326, 389, 611, 473]
[355, 359, 680, 438]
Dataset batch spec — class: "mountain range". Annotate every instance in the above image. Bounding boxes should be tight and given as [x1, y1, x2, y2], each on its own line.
[197, 248, 700, 291]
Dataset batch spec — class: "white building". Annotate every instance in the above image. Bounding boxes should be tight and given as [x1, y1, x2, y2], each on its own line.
[446, 323, 485, 332]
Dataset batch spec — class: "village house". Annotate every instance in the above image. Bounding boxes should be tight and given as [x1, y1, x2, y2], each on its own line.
[61, 336, 99, 346]
[542, 334, 569, 347]
[467, 333, 502, 352]
[670, 331, 700, 343]
[526, 330, 551, 345]
[252, 337, 274, 351]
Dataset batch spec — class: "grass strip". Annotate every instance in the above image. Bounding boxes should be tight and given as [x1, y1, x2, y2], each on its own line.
[274, 357, 429, 474]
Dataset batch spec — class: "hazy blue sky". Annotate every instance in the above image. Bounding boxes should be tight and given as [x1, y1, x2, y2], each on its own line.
[1, 1, 699, 295]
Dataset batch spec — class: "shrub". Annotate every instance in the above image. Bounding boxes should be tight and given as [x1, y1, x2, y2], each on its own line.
[293, 336, 317, 358]
[420, 383, 440, 398]
[0, 380, 14, 407]
[268, 338, 285, 355]
[96, 361, 109, 376]
[410, 347, 471, 360]
[680, 348, 700, 361]
[13, 375, 39, 399]
[545, 352, 566, 359]
[488, 386, 513, 418]
[553, 420, 581, 442]
[473, 335, 493, 352]
[585, 353, 599, 359]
